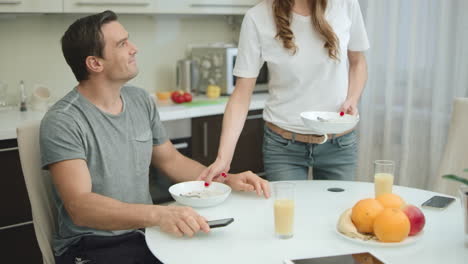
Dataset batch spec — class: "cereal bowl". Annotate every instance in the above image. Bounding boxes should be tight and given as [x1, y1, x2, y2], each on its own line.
[300, 111, 359, 134]
[168, 181, 231, 208]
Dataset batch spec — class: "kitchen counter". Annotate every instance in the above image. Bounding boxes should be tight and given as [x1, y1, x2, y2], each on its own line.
[0, 93, 268, 140]
[0, 109, 46, 141]
[157, 93, 267, 121]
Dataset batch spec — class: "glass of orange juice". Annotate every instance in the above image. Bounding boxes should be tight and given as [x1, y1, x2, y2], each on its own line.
[374, 160, 395, 197]
[273, 182, 295, 239]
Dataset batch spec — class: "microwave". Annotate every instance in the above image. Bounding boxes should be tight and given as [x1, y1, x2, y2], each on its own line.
[191, 46, 269, 95]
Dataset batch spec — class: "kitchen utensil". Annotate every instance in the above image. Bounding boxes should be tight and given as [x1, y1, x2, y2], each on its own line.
[176, 59, 199, 94]
[19, 80, 27, 111]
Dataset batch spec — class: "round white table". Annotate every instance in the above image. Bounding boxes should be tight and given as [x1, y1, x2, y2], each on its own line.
[146, 181, 467, 264]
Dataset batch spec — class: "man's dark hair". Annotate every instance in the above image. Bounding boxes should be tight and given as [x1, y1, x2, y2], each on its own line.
[61, 10, 117, 82]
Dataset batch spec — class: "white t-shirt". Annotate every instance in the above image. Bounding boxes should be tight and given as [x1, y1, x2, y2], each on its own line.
[233, 0, 369, 134]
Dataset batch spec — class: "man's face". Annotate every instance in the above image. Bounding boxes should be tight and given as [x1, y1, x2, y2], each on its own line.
[99, 21, 139, 82]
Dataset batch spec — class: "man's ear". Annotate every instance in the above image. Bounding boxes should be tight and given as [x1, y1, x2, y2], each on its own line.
[85, 56, 104, 74]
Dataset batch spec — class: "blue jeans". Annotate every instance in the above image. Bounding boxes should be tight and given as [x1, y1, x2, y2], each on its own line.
[263, 125, 358, 181]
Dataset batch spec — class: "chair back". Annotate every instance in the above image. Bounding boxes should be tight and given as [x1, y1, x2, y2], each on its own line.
[17, 120, 56, 264]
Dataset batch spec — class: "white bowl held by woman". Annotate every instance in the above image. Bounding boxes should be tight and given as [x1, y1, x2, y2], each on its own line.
[300, 111, 359, 134]
[168, 181, 231, 208]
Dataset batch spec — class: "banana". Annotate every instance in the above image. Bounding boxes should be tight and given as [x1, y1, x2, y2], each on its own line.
[337, 208, 374, 240]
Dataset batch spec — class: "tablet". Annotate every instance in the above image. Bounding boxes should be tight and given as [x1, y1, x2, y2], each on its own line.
[284, 252, 385, 264]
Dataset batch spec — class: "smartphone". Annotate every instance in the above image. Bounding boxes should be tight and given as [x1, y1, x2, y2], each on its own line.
[284, 252, 385, 264]
[421, 195, 455, 209]
[207, 218, 234, 228]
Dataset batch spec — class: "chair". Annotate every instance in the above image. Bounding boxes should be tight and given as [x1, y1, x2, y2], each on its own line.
[17, 120, 56, 264]
[435, 97, 468, 196]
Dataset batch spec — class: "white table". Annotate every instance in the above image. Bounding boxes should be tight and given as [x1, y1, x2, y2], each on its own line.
[146, 181, 467, 264]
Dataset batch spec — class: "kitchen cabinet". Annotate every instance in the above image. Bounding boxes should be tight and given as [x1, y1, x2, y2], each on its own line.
[149, 136, 192, 204]
[0, 139, 42, 263]
[150, 119, 192, 204]
[191, 109, 264, 175]
[0, 0, 260, 14]
[155, 0, 260, 15]
[64, 0, 157, 14]
[0, 0, 61, 13]
[0, 224, 42, 263]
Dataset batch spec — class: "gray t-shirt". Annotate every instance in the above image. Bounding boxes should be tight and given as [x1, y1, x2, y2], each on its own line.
[40, 85, 168, 256]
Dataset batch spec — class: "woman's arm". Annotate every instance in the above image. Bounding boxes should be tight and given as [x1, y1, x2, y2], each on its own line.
[340, 50, 368, 115]
[198, 77, 257, 183]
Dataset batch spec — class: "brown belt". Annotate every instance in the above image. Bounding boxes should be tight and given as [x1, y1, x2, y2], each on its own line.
[266, 122, 353, 144]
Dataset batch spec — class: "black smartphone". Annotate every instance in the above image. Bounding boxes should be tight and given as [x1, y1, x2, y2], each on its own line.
[284, 252, 385, 264]
[207, 218, 234, 228]
[421, 195, 455, 209]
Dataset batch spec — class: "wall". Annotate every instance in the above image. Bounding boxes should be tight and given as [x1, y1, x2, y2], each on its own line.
[0, 13, 238, 106]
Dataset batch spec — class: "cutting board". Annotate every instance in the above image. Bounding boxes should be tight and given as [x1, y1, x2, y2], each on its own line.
[184, 98, 228, 107]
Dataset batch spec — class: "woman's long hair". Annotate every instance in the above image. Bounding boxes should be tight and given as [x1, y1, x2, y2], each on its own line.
[273, 0, 340, 60]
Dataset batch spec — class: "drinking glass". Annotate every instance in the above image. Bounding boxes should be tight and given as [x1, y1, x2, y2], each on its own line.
[274, 182, 295, 239]
[374, 160, 395, 197]
[0, 81, 7, 108]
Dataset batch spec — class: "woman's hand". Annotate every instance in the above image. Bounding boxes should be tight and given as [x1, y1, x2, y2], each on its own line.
[339, 98, 359, 116]
[197, 157, 231, 186]
[225, 171, 271, 198]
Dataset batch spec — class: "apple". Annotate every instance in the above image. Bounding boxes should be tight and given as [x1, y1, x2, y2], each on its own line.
[171, 91, 185, 104]
[402, 204, 426, 236]
[183, 92, 192, 102]
[171, 91, 192, 104]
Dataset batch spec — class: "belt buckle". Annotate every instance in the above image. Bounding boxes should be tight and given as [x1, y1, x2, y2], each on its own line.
[317, 134, 328, 144]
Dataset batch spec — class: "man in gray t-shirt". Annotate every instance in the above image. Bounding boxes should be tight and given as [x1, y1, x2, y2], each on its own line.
[40, 11, 270, 264]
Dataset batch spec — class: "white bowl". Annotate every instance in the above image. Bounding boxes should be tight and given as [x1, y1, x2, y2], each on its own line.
[168, 181, 231, 208]
[300, 111, 359, 134]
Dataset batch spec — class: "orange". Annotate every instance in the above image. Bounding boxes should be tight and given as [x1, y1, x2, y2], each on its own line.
[351, 198, 384, 233]
[376, 193, 405, 209]
[156, 91, 171, 100]
[373, 208, 410, 242]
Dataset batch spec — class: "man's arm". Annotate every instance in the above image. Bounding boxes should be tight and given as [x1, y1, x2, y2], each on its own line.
[49, 159, 209, 236]
[151, 141, 206, 183]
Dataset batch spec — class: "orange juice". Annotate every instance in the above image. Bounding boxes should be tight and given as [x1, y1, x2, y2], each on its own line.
[274, 199, 295, 237]
[374, 173, 394, 197]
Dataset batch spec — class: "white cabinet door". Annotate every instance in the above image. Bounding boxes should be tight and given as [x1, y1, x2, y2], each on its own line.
[0, 0, 62, 13]
[64, 0, 156, 14]
[155, 0, 260, 15]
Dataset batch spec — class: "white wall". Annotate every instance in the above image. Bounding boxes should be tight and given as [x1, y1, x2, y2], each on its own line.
[0, 14, 238, 106]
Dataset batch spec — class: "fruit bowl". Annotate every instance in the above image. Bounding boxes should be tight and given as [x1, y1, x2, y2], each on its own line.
[335, 228, 423, 247]
[300, 111, 359, 134]
[336, 196, 426, 247]
[168, 181, 231, 208]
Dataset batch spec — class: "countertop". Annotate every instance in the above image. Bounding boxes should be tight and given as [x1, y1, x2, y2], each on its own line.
[157, 93, 267, 121]
[0, 93, 268, 141]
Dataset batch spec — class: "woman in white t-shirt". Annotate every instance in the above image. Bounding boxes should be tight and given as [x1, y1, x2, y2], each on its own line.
[200, 0, 369, 185]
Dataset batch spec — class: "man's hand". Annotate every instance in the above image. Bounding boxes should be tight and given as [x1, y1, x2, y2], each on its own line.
[339, 98, 359, 116]
[225, 171, 270, 198]
[156, 206, 210, 237]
